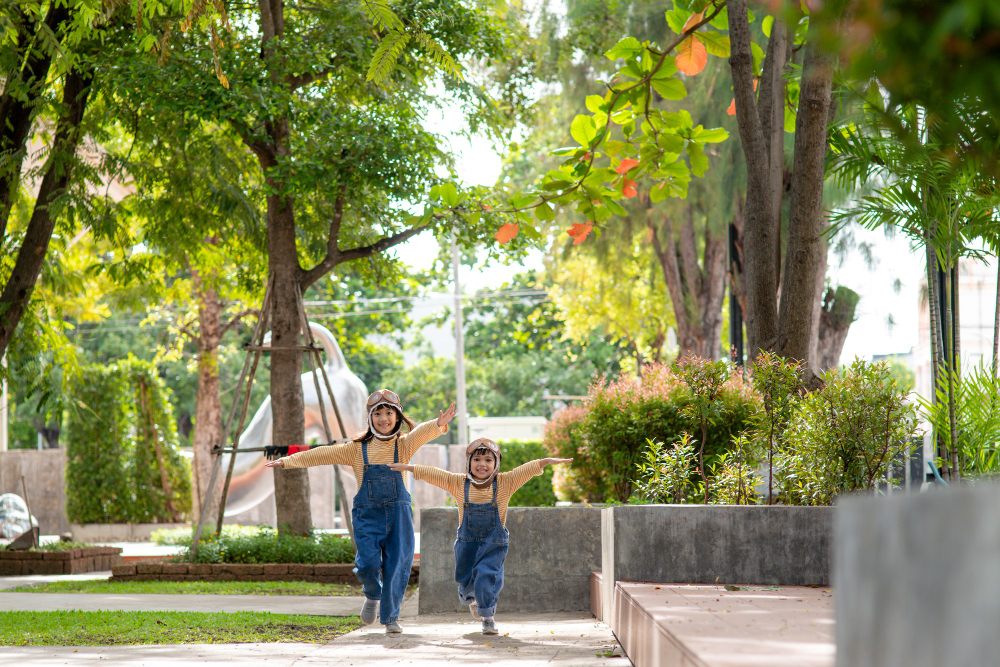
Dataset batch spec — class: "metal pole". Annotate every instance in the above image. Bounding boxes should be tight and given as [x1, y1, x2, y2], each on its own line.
[451, 229, 468, 452]
[20, 476, 38, 548]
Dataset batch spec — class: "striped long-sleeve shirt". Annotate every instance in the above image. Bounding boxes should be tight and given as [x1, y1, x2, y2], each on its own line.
[413, 460, 544, 526]
[281, 420, 447, 486]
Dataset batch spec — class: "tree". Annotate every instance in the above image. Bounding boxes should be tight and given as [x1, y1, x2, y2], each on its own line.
[102, 1, 532, 535]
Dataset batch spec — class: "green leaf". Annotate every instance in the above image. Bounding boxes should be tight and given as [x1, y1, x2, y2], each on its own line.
[542, 179, 573, 191]
[699, 32, 730, 58]
[665, 7, 688, 34]
[606, 200, 628, 216]
[535, 202, 555, 222]
[605, 37, 644, 61]
[651, 77, 687, 101]
[367, 30, 410, 84]
[361, 1, 404, 31]
[657, 134, 685, 154]
[570, 115, 598, 147]
[414, 32, 464, 82]
[649, 181, 671, 203]
[586, 95, 607, 113]
[511, 193, 536, 209]
[784, 106, 796, 133]
[688, 142, 709, 177]
[693, 127, 728, 143]
[708, 6, 729, 30]
[750, 41, 764, 76]
[439, 182, 459, 207]
[762, 15, 774, 38]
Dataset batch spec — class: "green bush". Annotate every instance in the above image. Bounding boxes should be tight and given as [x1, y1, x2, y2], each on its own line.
[585, 362, 760, 502]
[65, 358, 192, 524]
[773, 359, 918, 505]
[542, 405, 609, 502]
[151, 524, 262, 546]
[178, 528, 355, 564]
[634, 434, 759, 505]
[498, 440, 557, 507]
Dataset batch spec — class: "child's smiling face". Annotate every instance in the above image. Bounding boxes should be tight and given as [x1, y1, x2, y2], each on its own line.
[371, 406, 398, 435]
[470, 451, 496, 481]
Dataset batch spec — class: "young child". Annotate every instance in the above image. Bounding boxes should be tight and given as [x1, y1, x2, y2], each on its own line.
[389, 438, 571, 635]
[265, 389, 456, 633]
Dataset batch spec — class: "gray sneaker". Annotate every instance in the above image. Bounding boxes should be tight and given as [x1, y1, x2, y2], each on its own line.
[360, 598, 378, 625]
[385, 620, 403, 634]
[482, 617, 498, 635]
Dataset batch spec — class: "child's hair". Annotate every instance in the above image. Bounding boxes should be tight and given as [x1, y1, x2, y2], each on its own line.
[353, 405, 416, 443]
[471, 446, 495, 459]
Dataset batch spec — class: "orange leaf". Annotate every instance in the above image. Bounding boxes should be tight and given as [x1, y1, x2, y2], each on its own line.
[494, 223, 518, 244]
[615, 158, 640, 174]
[623, 179, 637, 198]
[566, 222, 593, 245]
[682, 12, 704, 32]
[726, 98, 736, 115]
[675, 37, 708, 76]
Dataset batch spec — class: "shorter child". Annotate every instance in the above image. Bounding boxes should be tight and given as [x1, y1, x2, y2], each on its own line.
[389, 439, 570, 635]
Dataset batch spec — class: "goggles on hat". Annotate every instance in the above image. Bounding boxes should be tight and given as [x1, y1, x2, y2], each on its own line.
[367, 389, 400, 409]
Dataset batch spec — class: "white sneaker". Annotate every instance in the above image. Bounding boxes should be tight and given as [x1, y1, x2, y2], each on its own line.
[482, 617, 498, 635]
[469, 602, 479, 618]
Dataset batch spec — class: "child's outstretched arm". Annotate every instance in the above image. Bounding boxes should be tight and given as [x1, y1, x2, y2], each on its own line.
[500, 457, 574, 496]
[264, 442, 356, 469]
[399, 403, 457, 459]
[390, 462, 463, 496]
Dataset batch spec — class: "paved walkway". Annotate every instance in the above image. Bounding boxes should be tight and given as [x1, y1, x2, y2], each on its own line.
[1, 588, 622, 666]
[0, 570, 114, 591]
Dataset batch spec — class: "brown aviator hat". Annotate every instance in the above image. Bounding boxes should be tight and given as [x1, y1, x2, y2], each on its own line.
[367, 389, 404, 440]
[466, 438, 502, 488]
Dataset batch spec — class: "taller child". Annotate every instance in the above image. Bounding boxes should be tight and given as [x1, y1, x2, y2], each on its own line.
[266, 390, 456, 633]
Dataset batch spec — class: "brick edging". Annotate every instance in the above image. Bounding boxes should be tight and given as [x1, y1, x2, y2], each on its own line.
[0, 547, 123, 575]
[111, 561, 418, 584]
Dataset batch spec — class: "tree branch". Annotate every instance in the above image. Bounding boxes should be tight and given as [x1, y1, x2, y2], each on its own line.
[302, 223, 433, 288]
[287, 56, 346, 90]
[220, 308, 257, 336]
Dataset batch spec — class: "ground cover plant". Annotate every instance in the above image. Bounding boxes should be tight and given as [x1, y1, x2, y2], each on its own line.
[13, 580, 364, 596]
[0, 610, 361, 646]
[176, 528, 354, 564]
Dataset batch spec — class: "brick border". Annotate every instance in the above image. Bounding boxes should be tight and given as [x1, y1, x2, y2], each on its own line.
[111, 561, 418, 585]
[0, 547, 123, 576]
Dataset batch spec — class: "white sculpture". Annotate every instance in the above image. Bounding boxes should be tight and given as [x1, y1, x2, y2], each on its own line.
[221, 322, 369, 515]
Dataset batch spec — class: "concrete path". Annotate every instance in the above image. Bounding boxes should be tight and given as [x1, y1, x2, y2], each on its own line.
[0, 591, 367, 615]
[1, 587, 622, 667]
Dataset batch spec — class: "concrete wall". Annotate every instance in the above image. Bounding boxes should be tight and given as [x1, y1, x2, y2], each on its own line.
[835, 484, 1000, 667]
[0, 449, 68, 535]
[419, 506, 603, 614]
[602, 505, 832, 622]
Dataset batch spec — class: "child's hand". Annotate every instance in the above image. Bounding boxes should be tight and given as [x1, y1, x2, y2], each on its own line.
[388, 462, 416, 473]
[264, 458, 285, 468]
[539, 457, 573, 468]
[437, 403, 457, 428]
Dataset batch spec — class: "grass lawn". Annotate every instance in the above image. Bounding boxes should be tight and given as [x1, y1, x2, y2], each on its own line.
[0, 610, 362, 645]
[13, 579, 365, 596]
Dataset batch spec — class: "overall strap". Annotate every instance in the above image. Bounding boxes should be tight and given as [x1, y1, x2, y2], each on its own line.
[361, 439, 369, 466]
[464, 478, 471, 504]
[393, 438, 399, 464]
[492, 477, 499, 504]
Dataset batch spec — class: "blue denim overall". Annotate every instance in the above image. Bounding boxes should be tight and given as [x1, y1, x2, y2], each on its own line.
[351, 439, 414, 625]
[454, 478, 509, 618]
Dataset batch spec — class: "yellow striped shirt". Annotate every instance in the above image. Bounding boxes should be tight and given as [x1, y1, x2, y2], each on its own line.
[413, 460, 543, 526]
[281, 420, 447, 486]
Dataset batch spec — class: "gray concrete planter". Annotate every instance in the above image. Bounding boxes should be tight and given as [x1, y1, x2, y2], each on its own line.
[602, 504, 832, 623]
[418, 507, 603, 614]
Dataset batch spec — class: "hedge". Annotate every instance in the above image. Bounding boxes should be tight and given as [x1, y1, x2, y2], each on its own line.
[495, 440, 557, 507]
[65, 358, 192, 523]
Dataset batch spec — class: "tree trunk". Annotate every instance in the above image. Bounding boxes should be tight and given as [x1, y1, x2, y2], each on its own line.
[0, 4, 71, 240]
[777, 38, 835, 363]
[814, 286, 859, 371]
[191, 278, 224, 522]
[727, 0, 780, 362]
[0, 64, 94, 357]
[649, 218, 727, 360]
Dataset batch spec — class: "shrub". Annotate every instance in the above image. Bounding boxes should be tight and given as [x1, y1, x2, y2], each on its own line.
[497, 440, 557, 507]
[585, 362, 759, 502]
[65, 358, 192, 524]
[542, 405, 609, 502]
[773, 359, 919, 505]
[151, 524, 262, 546]
[178, 528, 354, 564]
[634, 433, 760, 505]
